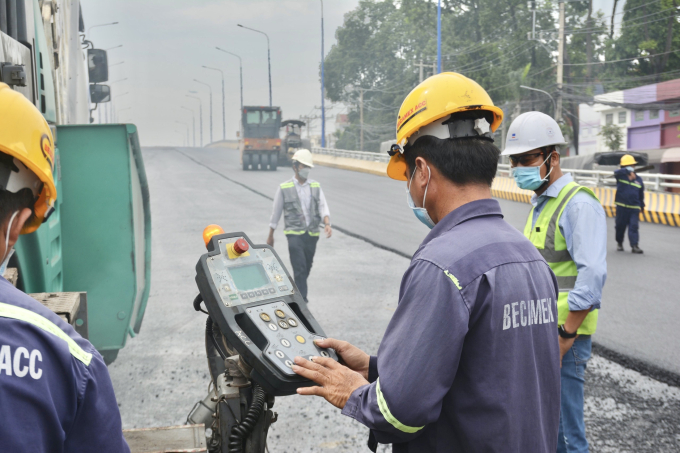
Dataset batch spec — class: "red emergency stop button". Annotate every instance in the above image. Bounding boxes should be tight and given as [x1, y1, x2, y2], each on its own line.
[234, 238, 249, 255]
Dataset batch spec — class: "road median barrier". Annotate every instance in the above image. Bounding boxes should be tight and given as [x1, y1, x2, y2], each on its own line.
[492, 176, 680, 227]
[312, 151, 388, 177]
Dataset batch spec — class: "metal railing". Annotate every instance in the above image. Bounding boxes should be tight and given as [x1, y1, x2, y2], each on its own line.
[497, 164, 680, 192]
[311, 147, 391, 163]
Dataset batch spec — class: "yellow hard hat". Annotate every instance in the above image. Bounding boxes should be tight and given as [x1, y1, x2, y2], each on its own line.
[387, 72, 503, 181]
[291, 148, 314, 168]
[0, 83, 57, 234]
[620, 154, 637, 167]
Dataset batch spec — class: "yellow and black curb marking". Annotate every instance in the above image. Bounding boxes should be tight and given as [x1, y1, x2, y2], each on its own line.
[492, 177, 680, 227]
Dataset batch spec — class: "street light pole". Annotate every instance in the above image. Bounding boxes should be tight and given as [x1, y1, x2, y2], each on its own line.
[194, 79, 213, 144]
[216, 48, 244, 111]
[87, 21, 119, 37]
[187, 94, 203, 147]
[203, 66, 226, 141]
[181, 106, 196, 147]
[176, 121, 190, 145]
[320, 0, 326, 148]
[520, 85, 557, 119]
[237, 24, 272, 107]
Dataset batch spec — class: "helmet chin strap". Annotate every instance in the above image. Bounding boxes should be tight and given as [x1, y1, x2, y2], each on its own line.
[2, 210, 19, 264]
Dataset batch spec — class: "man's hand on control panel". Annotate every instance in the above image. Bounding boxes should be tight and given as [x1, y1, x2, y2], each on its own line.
[314, 338, 369, 379]
[292, 355, 369, 409]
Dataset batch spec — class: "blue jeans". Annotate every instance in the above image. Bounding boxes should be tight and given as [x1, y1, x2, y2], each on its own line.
[557, 336, 591, 453]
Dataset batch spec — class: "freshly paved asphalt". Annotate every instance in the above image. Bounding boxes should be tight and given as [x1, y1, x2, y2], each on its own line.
[181, 146, 680, 376]
[107, 147, 680, 452]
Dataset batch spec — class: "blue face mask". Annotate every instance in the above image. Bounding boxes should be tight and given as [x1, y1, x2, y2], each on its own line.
[512, 152, 554, 191]
[625, 166, 634, 172]
[406, 166, 436, 229]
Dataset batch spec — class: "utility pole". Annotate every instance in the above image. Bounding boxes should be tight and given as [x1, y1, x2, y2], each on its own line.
[415, 59, 426, 83]
[359, 88, 364, 151]
[437, 0, 442, 73]
[320, 0, 326, 148]
[556, 0, 565, 122]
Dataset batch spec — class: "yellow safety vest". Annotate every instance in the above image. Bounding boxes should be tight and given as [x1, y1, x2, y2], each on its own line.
[523, 181, 599, 335]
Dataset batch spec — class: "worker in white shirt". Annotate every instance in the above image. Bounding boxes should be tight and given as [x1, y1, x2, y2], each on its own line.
[267, 149, 332, 300]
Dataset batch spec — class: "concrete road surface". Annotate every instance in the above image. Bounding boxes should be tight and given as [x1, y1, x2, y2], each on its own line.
[179, 146, 680, 376]
[108, 147, 680, 452]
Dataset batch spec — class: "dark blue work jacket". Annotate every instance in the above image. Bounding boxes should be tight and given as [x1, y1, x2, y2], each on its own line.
[342, 199, 561, 452]
[614, 168, 645, 209]
[0, 277, 130, 452]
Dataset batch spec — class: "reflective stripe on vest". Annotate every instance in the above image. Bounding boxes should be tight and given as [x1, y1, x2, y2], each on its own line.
[0, 302, 92, 366]
[280, 179, 322, 235]
[615, 202, 641, 210]
[523, 182, 599, 335]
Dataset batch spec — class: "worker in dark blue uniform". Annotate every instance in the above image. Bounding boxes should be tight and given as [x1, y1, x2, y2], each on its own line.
[291, 74, 561, 452]
[0, 84, 129, 452]
[614, 154, 645, 254]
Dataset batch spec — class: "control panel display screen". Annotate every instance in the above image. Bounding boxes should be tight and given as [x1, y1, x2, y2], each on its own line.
[230, 264, 270, 291]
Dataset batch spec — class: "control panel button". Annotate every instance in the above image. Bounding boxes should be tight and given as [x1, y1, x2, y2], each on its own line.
[278, 320, 289, 329]
[275, 350, 285, 359]
[240, 293, 248, 300]
[229, 294, 238, 301]
[295, 335, 306, 344]
[268, 323, 278, 331]
[275, 309, 286, 319]
[281, 339, 291, 348]
[268, 288, 276, 294]
[255, 290, 263, 296]
[223, 285, 232, 292]
[275, 274, 283, 282]
[287, 318, 298, 327]
[260, 313, 271, 322]
[278, 285, 289, 292]
[284, 359, 293, 368]
[248, 291, 255, 298]
[233, 238, 249, 255]
[320, 351, 330, 358]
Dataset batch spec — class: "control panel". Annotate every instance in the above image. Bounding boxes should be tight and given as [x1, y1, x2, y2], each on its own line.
[196, 231, 338, 396]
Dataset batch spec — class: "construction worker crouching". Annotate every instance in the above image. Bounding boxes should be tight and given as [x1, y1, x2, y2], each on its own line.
[503, 111, 608, 453]
[614, 154, 645, 254]
[0, 84, 130, 451]
[291, 73, 561, 452]
[267, 149, 331, 301]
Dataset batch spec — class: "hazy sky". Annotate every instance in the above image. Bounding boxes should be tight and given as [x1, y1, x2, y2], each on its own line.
[80, 0, 360, 146]
[80, 0, 624, 147]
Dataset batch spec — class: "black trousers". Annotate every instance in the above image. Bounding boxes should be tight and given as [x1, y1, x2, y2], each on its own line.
[286, 232, 319, 300]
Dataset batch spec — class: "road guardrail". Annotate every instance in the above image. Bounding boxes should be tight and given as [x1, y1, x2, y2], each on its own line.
[312, 147, 680, 227]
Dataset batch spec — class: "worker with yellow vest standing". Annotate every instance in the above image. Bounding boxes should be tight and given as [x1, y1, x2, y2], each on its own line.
[267, 149, 332, 301]
[502, 111, 607, 453]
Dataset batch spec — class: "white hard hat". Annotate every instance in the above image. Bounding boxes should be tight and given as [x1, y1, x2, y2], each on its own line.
[291, 148, 314, 168]
[501, 111, 567, 156]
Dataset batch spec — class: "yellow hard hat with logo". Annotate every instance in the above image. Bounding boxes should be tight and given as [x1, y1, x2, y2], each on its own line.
[0, 83, 57, 234]
[387, 72, 503, 180]
[620, 154, 637, 167]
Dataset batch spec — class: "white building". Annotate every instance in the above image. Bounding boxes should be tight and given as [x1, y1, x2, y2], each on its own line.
[579, 91, 630, 154]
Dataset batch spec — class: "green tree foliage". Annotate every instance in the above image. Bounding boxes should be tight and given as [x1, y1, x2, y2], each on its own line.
[324, 0, 679, 152]
[598, 123, 625, 151]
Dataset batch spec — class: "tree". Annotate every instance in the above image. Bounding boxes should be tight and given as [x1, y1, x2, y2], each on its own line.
[598, 123, 624, 151]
